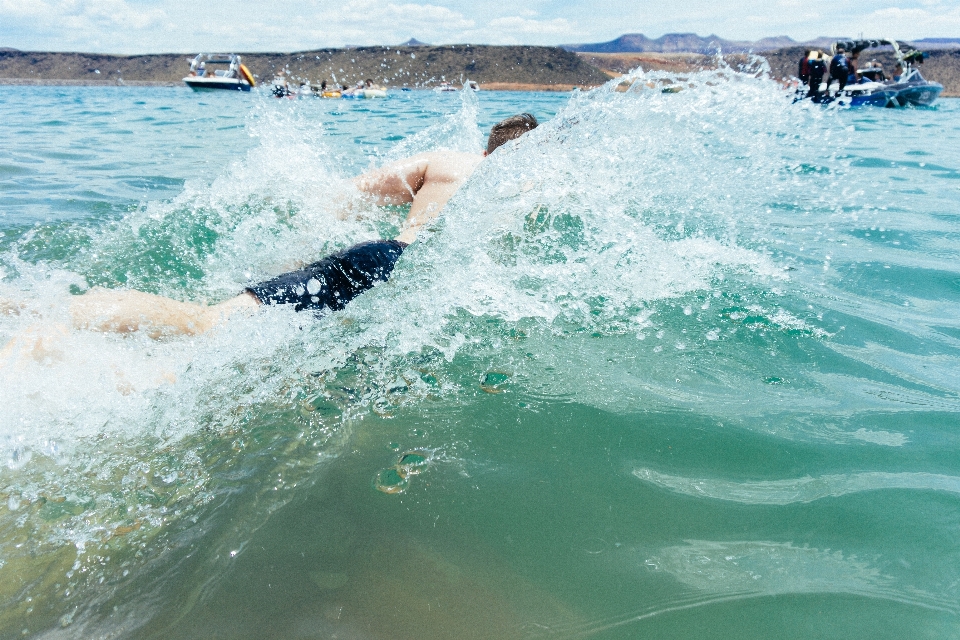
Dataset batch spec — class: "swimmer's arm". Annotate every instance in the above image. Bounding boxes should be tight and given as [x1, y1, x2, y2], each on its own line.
[353, 154, 430, 205]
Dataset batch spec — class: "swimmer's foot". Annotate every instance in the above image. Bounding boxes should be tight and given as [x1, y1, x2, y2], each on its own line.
[0, 324, 69, 368]
[0, 297, 27, 317]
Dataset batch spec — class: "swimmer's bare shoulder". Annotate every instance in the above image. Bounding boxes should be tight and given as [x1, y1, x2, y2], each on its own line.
[354, 151, 482, 205]
[420, 151, 483, 186]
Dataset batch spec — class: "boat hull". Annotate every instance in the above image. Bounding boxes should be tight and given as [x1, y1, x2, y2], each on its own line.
[845, 89, 898, 107]
[816, 81, 943, 108]
[340, 89, 387, 99]
[183, 78, 252, 92]
[890, 82, 943, 107]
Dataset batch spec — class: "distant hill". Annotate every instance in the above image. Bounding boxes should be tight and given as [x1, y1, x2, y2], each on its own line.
[564, 33, 840, 53]
[3, 40, 958, 96]
[913, 38, 960, 48]
[577, 46, 960, 98]
[0, 45, 610, 89]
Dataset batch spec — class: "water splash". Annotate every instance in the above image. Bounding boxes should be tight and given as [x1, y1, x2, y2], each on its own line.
[2, 67, 960, 636]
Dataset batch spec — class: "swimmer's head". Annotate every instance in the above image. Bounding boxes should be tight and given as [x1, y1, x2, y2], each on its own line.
[486, 113, 538, 155]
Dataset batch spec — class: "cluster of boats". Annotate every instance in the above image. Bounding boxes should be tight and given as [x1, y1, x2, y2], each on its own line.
[799, 39, 943, 108]
[269, 78, 388, 99]
[182, 42, 942, 109]
[182, 54, 480, 97]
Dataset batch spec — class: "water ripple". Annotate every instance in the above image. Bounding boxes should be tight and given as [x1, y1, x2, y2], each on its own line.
[632, 467, 960, 504]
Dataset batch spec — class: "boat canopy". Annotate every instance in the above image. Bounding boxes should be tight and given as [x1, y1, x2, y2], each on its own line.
[188, 53, 243, 70]
[831, 39, 929, 65]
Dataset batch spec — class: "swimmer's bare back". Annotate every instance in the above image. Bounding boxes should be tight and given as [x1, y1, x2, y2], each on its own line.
[354, 151, 482, 244]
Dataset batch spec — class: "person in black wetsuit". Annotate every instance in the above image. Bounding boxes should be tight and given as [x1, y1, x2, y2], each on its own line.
[828, 47, 850, 92]
[807, 51, 827, 99]
[53, 114, 540, 339]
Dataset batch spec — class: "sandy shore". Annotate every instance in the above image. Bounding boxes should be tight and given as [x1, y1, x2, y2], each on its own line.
[0, 78, 180, 86]
[478, 82, 596, 92]
[0, 78, 593, 92]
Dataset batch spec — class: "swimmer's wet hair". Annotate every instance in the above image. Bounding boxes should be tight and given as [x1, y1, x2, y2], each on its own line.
[486, 113, 538, 154]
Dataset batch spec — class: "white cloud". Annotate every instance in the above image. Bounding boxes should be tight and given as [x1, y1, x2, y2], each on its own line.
[860, 6, 960, 38]
[487, 16, 574, 35]
[3, 0, 960, 53]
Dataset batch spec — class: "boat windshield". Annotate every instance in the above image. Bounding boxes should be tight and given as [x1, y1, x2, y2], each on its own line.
[858, 67, 886, 82]
[188, 54, 241, 77]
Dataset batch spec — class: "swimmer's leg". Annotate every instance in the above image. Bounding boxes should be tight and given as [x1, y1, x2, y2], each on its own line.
[69, 288, 260, 338]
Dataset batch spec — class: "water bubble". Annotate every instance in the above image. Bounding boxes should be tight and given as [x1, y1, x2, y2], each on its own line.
[7, 447, 31, 470]
[374, 467, 409, 494]
[397, 450, 430, 476]
[480, 371, 510, 394]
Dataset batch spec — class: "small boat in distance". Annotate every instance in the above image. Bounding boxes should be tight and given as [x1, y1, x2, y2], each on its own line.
[341, 79, 388, 99]
[183, 54, 255, 92]
[433, 81, 478, 92]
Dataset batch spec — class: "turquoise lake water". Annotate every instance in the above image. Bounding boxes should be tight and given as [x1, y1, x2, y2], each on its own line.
[1, 71, 960, 638]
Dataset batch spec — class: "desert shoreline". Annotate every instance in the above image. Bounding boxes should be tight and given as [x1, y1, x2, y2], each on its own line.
[2, 46, 958, 96]
[0, 78, 595, 91]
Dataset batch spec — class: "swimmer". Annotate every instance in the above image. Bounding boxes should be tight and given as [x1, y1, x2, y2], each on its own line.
[3, 114, 539, 341]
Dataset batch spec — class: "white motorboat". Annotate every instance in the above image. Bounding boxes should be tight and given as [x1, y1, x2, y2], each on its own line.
[183, 54, 255, 92]
[802, 39, 942, 107]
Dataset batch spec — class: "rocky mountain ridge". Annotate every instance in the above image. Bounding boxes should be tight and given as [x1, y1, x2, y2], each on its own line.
[564, 32, 960, 54]
[0, 45, 609, 89]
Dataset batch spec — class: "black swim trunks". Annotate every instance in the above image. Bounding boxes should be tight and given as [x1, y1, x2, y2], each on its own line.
[246, 239, 407, 313]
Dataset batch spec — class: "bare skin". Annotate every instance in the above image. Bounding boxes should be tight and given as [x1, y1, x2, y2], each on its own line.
[354, 151, 483, 244]
[22, 150, 484, 339]
[68, 288, 261, 338]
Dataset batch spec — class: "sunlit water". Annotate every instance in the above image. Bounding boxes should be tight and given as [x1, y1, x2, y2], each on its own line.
[1, 71, 959, 639]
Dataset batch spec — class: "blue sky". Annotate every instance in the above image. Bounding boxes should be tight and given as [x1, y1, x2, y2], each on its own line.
[2, 0, 959, 53]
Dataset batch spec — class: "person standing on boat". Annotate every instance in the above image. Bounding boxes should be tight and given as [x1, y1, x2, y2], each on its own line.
[828, 47, 849, 92]
[846, 52, 860, 85]
[796, 49, 811, 97]
[807, 51, 827, 99]
[798, 49, 811, 85]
